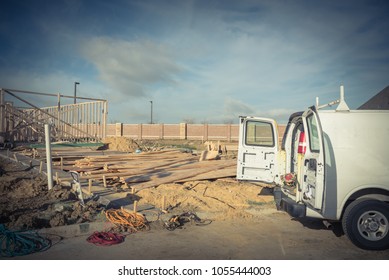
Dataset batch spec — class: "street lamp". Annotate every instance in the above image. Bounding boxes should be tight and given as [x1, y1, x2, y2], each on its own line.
[74, 82, 80, 104]
[150, 101, 153, 124]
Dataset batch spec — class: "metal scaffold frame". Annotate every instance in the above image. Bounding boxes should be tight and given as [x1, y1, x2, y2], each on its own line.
[0, 88, 108, 144]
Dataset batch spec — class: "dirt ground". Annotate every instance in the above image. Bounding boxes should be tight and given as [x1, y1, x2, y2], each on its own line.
[1, 149, 389, 260]
[0, 153, 274, 231]
[0, 157, 102, 230]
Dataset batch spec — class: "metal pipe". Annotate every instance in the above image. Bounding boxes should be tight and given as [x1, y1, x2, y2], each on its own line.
[150, 100, 153, 124]
[74, 82, 80, 104]
[322, 220, 332, 229]
[45, 124, 54, 190]
[336, 84, 350, 111]
[340, 84, 345, 102]
[0, 89, 4, 144]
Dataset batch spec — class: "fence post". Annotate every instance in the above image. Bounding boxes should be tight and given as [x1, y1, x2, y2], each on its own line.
[203, 124, 208, 141]
[160, 124, 164, 139]
[45, 124, 54, 190]
[0, 89, 4, 144]
[115, 123, 123, 136]
[180, 123, 187, 140]
[227, 123, 231, 142]
[138, 124, 143, 140]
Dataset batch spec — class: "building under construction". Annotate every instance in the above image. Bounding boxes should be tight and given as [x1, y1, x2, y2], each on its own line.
[0, 88, 108, 147]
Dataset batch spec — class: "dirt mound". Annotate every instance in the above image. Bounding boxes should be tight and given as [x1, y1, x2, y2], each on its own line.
[0, 157, 103, 230]
[137, 179, 275, 220]
[102, 137, 140, 152]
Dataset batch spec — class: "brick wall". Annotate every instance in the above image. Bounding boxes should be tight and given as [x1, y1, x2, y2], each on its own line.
[107, 123, 286, 142]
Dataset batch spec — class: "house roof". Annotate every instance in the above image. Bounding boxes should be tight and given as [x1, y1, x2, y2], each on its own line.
[358, 85, 389, 110]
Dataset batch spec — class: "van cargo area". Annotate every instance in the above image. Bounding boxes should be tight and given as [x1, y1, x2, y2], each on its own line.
[237, 86, 389, 250]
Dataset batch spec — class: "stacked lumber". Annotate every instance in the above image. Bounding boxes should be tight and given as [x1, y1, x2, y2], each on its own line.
[30, 148, 127, 171]
[71, 149, 237, 191]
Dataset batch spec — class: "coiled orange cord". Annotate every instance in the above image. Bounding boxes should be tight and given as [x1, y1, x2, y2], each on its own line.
[105, 208, 149, 233]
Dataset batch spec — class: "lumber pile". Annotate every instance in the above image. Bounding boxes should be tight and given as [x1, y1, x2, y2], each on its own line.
[71, 149, 237, 192]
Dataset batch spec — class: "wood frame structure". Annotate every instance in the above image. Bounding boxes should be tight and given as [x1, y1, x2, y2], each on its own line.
[0, 88, 108, 144]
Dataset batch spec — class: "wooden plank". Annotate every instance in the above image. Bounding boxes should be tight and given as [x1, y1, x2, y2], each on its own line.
[175, 165, 237, 182]
[126, 160, 236, 191]
[81, 158, 198, 180]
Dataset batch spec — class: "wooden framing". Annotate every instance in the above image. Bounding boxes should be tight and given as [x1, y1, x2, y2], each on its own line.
[0, 88, 108, 143]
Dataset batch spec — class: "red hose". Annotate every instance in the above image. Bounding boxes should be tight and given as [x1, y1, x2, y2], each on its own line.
[86, 231, 125, 246]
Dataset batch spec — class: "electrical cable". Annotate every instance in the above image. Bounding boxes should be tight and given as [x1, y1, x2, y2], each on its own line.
[164, 211, 212, 231]
[105, 208, 149, 233]
[0, 224, 51, 257]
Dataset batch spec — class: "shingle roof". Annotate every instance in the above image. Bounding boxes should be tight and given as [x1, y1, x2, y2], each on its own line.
[358, 86, 389, 110]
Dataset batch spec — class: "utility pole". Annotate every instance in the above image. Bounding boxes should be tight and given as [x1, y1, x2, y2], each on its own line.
[74, 82, 80, 104]
[150, 101, 153, 124]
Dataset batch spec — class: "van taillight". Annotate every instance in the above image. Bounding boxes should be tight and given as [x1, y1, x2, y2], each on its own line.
[298, 132, 306, 154]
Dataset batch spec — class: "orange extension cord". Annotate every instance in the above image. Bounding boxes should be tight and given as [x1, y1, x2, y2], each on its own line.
[86, 208, 149, 246]
[105, 208, 149, 233]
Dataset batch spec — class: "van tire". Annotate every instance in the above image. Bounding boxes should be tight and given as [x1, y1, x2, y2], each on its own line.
[342, 199, 389, 250]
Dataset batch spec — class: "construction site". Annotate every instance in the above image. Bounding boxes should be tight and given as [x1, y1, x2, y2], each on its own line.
[1, 88, 388, 260]
[0, 88, 271, 257]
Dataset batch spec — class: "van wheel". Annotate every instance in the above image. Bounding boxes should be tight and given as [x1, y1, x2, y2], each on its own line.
[342, 199, 389, 250]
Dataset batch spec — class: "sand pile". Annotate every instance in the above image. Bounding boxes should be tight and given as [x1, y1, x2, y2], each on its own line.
[137, 179, 275, 220]
[102, 137, 140, 152]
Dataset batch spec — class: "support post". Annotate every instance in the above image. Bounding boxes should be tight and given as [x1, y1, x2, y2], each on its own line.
[180, 123, 187, 140]
[45, 124, 54, 190]
[88, 179, 92, 194]
[0, 89, 5, 144]
[162, 195, 166, 211]
[103, 175, 107, 188]
[133, 201, 138, 213]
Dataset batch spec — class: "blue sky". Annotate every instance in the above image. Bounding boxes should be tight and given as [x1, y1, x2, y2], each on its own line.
[1, 0, 388, 124]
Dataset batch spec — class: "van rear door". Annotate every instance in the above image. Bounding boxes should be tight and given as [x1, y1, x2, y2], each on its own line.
[301, 108, 325, 210]
[236, 116, 280, 184]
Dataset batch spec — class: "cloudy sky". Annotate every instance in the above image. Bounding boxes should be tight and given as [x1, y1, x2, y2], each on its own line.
[1, 0, 388, 124]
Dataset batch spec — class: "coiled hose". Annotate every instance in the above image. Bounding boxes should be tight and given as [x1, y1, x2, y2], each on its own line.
[105, 208, 149, 233]
[0, 224, 51, 257]
[86, 208, 149, 246]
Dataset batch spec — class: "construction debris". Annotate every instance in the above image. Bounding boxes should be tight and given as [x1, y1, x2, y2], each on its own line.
[65, 149, 237, 192]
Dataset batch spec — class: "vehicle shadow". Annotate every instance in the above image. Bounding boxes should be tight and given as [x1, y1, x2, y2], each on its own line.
[291, 217, 344, 237]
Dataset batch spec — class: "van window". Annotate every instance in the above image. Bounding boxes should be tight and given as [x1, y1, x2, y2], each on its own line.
[245, 120, 274, 147]
[307, 114, 320, 152]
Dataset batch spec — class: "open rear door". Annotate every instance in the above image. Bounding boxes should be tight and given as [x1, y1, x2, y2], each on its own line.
[237, 116, 280, 184]
[301, 108, 325, 210]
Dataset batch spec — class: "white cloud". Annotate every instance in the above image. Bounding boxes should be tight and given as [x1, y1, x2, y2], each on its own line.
[81, 37, 182, 99]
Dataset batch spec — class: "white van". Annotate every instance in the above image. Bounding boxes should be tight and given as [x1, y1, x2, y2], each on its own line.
[236, 86, 389, 250]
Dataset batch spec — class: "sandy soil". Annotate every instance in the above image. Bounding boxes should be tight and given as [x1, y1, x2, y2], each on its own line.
[0, 157, 102, 230]
[137, 179, 274, 221]
[2, 150, 389, 260]
[0, 154, 273, 231]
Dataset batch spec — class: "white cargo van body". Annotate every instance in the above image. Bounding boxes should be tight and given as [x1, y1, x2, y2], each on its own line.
[317, 110, 389, 220]
[237, 99, 389, 250]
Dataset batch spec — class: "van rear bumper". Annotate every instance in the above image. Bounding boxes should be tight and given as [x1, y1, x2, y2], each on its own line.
[274, 187, 306, 218]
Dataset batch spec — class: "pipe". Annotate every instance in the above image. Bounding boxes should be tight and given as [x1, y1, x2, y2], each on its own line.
[322, 220, 332, 229]
[336, 84, 350, 111]
[45, 124, 54, 190]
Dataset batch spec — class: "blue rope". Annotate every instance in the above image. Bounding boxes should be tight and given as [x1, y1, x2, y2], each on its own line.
[0, 224, 51, 257]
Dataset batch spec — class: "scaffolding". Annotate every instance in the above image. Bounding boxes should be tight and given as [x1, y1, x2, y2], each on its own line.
[0, 88, 108, 144]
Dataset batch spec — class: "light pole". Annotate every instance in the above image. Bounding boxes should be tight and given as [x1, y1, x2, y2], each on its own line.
[150, 101, 153, 124]
[74, 82, 80, 104]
